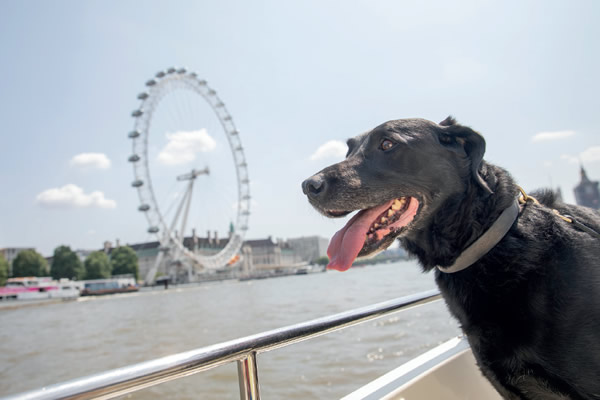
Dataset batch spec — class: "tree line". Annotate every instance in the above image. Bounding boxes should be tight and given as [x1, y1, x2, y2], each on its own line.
[0, 245, 139, 286]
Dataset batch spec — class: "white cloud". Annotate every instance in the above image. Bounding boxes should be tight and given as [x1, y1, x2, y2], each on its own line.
[581, 146, 600, 163]
[560, 154, 578, 164]
[310, 140, 347, 161]
[158, 129, 216, 165]
[531, 130, 575, 143]
[70, 153, 111, 170]
[561, 146, 600, 164]
[36, 184, 116, 209]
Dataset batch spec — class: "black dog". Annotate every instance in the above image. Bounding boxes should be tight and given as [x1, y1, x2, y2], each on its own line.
[302, 117, 600, 399]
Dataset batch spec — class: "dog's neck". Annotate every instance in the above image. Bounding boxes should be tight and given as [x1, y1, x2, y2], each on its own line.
[401, 162, 518, 272]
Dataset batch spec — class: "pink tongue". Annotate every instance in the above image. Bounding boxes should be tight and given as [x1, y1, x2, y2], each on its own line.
[327, 200, 393, 271]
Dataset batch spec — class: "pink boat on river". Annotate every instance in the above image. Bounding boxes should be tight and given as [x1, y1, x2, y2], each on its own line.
[0, 277, 80, 301]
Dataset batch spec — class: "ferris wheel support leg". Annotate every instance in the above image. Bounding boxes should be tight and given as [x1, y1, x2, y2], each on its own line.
[169, 185, 191, 239]
[180, 179, 195, 246]
[144, 249, 165, 286]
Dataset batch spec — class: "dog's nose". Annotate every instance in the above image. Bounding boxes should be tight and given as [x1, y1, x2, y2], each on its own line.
[302, 176, 326, 198]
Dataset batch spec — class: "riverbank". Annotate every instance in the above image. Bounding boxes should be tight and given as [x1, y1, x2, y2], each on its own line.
[0, 297, 77, 311]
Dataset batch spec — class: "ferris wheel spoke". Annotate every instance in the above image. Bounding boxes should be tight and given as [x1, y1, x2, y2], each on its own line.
[184, 89, 199, 130]
[158, 183, 182, 222]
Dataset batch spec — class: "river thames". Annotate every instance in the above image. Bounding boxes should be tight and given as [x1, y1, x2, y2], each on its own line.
[0, 260, 460, 399]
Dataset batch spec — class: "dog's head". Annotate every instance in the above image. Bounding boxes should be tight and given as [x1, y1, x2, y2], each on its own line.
[302, 117, 491, 271]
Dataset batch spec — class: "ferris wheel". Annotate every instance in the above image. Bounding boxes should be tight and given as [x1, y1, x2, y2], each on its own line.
[127, 67, 250, 284]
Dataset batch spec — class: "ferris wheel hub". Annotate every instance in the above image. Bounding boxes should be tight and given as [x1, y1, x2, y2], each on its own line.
[176, 167, 210, 181]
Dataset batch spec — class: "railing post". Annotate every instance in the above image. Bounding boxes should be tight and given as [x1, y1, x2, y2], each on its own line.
[237, 352, 260, 400]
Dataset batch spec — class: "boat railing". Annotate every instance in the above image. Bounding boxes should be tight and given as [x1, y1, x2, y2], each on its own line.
[2, 289, 441, 400]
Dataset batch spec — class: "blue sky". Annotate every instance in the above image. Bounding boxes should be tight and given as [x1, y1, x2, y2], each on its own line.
[0, 0, 598, 256]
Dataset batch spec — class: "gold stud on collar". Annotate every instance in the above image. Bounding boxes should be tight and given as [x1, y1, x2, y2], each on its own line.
[552, 209, 573, 223]
[518, 186, 573, 223]
[517, 186, 539, 205]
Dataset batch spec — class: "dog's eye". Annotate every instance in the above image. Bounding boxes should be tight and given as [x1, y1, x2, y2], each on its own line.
[380, 139, 395, 151]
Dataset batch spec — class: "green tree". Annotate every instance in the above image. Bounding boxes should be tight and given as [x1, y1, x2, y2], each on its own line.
[12, 250, 48, 277]
[51, 246, 85, 280]
[111, 246, 139, 280]
[313, 256, 330, 266]
[0, 253, 8, 285]
[84, 251, 112, 279]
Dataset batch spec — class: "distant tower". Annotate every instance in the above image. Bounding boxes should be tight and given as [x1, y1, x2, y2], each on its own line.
[553, 187, 563, 203]
[574, 166, 600, 209]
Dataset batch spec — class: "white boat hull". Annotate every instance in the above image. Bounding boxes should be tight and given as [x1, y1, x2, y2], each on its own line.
[342, 337, 502, 400]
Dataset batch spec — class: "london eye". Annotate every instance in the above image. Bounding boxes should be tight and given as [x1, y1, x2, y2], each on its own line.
[128, 68, 250, 283]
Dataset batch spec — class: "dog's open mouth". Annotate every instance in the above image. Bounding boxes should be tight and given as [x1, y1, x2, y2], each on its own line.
[327, 197, 419, 271]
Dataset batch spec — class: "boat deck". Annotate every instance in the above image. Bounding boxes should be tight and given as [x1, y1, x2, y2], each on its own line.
[343, 336, 501, 400]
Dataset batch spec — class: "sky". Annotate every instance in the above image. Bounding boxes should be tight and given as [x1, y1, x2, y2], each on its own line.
[0, 0, 598, 257]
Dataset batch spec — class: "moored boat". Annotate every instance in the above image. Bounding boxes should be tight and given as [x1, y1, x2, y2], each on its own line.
[80, 277, 138, 296]
[0, 277, 80, 302]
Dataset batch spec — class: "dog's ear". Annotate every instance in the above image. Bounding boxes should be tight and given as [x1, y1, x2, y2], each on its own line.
[439, 116, 456, 126]
[438, 118, 493, 195]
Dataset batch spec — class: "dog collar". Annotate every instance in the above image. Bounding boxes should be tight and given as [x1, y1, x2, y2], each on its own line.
[437, 198, 520, 274]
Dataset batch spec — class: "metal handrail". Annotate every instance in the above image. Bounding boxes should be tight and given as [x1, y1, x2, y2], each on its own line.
[3, 289, 442, 400]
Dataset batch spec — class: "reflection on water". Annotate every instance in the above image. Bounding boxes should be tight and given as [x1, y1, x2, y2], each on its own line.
[0, 261, 460, 399]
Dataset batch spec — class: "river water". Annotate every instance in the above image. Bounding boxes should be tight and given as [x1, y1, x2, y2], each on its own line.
[0, 260, 460, 399]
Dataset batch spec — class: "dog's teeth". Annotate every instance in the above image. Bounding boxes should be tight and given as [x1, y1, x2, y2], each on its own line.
[380, 217, 387, 223]
[373, 223, 380, 229]
[369, 227, 374, 232]
[387, 209, 394, 217]
[392, 198, 408, 210]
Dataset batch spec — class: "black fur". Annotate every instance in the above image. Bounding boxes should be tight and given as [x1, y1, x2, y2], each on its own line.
[302, 117, 600, 399]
